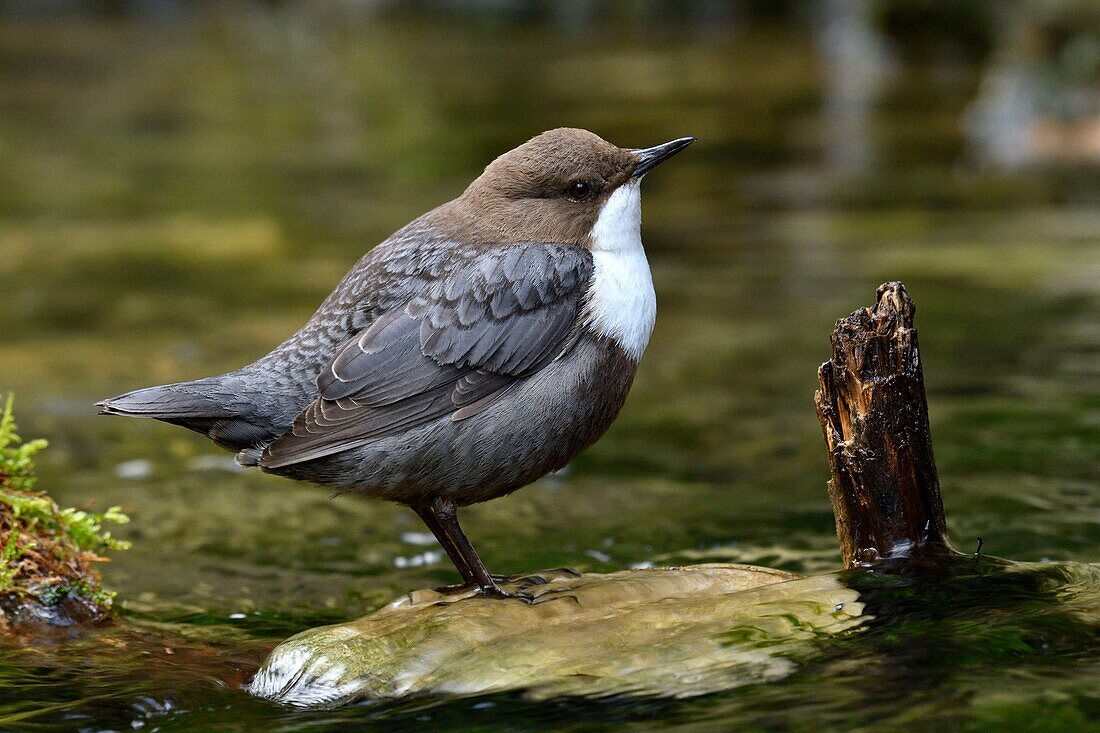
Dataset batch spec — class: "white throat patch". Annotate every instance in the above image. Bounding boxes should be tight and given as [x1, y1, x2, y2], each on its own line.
[585, 181, 656, 361]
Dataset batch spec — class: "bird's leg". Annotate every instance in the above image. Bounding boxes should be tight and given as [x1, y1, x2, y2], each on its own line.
[412, 503, 477, 586]
[429, 496, 518, 599]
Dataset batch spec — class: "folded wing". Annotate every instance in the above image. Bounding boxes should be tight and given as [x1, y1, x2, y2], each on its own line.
[259, 243, 593, 469]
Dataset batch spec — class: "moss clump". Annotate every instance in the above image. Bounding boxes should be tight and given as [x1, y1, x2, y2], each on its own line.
[0, 395, 130, 627]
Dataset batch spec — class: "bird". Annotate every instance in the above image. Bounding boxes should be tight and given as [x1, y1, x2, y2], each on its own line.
[98, 128, 694, 598]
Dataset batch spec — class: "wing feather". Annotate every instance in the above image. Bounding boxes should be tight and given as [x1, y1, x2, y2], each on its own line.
[260, 243, 593, 469]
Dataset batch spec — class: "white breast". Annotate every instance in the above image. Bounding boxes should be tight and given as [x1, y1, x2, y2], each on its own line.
[585, 181, 656, 361]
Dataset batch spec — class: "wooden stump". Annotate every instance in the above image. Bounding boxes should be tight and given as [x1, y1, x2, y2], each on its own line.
[815, 281, 952, 568]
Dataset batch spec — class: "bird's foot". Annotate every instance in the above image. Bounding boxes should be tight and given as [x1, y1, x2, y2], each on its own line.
[429, 579, 534, 602]
[478, 578, 588, 606]
[474, 584, 535, 602]
[433, 570, 582, 602]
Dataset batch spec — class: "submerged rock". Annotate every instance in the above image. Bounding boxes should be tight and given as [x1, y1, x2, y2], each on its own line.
[248, 563, 865, 708]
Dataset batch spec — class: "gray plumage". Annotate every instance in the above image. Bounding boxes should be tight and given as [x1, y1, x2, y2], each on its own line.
[100, 128, 694, 594]
[262, 241, 595, 470]
[101, 226, 612, 504]
[101, 216, 464, 458]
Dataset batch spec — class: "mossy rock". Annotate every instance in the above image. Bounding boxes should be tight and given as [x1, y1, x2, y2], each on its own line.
[0, 396, 129, 628]
[248, 563, 865, 708]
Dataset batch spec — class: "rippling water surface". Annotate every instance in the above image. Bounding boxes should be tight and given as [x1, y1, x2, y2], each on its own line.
[0, 6, 1097, 730]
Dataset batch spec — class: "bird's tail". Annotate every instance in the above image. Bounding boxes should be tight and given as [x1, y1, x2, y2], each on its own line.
[97, 380, 229, 420]
[97, 379, 272, 451]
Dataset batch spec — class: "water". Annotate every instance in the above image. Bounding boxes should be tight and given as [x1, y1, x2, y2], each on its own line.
[0, 5, 1097, 730]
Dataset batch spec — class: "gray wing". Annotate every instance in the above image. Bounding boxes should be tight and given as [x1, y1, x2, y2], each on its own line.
[259, 243, 593, 469]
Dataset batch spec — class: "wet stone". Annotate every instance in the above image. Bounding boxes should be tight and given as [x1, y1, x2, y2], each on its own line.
[247, 563, 865, 708]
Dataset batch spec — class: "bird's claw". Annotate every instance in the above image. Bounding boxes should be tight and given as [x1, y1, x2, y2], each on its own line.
[436, 569, 581, 602]
[475, 585, 534, 603]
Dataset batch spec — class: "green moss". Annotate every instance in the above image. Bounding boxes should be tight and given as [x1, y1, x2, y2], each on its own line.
[0, 395, 130, 624]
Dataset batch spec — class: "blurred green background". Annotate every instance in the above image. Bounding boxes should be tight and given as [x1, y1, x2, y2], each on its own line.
[0, 1, 1097, 730]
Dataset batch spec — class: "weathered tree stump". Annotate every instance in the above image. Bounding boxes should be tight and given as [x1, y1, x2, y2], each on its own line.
[815, 281, 952, 568]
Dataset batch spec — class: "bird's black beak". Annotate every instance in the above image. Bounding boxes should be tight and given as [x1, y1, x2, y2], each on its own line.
[631, 136, 696, 178]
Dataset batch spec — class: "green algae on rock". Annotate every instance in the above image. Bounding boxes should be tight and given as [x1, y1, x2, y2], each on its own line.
[248, 564, 865, 708]
[0, 396, 131, 628]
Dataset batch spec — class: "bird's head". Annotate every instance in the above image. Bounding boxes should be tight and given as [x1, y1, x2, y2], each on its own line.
[458, 128, 694, 248]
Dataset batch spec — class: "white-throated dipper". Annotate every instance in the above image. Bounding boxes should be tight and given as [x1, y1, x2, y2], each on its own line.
[99, 128, 694, 597]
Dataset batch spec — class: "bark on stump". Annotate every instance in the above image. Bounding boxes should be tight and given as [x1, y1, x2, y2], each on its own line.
[815, 281, 952, 568]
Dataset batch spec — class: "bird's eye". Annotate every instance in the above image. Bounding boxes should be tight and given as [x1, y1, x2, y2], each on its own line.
[566, 180, 591, 201]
